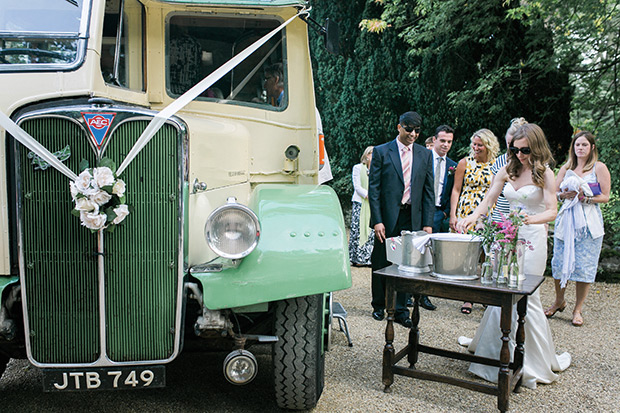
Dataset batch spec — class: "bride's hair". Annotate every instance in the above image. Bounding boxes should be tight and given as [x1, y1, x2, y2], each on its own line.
[506, 123, 554, 188]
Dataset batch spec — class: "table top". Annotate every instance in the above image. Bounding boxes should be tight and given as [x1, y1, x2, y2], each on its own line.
[375, 264, 544, 296]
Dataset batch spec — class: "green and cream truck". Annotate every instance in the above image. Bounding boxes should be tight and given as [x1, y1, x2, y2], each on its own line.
[0, 0, 350, 409]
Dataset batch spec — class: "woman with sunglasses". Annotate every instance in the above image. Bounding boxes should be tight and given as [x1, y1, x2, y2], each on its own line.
[546, 131, 610, 326]
[449, 129, 499, 314]
[456, 123, 571, 390]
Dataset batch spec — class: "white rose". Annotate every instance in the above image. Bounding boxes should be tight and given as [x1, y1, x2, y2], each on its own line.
[74, 170, 94, 194]
[112, 179, 126, 197]
[69, 182, 79, 201]
[91, 190, 112, 206]
[94, 167, 115, 188]
[112, 204, 130, 225]
[80, 211, 107, 230]
[75, 197, 98, 212]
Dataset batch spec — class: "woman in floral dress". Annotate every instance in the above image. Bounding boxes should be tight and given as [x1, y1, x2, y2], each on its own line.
[449, 128, 499, 313]
[349, 146, 375, 266]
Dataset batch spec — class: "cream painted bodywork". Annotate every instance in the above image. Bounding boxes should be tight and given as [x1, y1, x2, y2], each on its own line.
[0, 0, 319, 272]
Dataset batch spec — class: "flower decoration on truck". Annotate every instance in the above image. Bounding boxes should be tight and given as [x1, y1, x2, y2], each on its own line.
[70, 157, 129, 232]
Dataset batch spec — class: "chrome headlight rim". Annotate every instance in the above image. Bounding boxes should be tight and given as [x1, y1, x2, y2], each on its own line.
[204, 198, 260, 260]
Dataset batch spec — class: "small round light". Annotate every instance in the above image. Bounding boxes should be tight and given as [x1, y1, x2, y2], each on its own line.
[205, 199, 260, 259]
[223, 350, 258, 385]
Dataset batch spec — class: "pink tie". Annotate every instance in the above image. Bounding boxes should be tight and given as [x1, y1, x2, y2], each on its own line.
[401, 146, 411, 204]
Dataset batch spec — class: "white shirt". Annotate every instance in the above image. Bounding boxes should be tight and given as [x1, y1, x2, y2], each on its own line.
[432, 149, 446, 207]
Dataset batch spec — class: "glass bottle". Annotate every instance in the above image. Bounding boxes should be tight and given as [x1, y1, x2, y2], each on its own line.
[496, 249, 508, 284]
[481, 244, 494, 284]
[508, 254, 519, 287]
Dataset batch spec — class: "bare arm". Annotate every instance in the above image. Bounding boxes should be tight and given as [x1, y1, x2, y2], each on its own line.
[524, 168, 557, 225]
[592, 161, 611, 204]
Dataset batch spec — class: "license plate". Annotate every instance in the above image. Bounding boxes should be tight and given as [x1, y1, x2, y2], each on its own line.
[42, 366, 165, 391]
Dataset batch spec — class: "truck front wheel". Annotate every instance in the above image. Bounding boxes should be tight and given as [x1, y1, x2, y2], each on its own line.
[273, 294, 325, 410]
[0, 354, 8, 379]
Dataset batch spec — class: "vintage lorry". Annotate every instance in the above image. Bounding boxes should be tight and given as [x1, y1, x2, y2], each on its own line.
[0, 0, 350, 409]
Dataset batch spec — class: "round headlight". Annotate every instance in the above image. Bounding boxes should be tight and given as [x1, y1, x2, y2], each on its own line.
[205, 198, 260, 259]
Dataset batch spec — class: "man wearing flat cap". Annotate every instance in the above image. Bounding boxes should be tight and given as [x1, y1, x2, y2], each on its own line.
[368, 111, 435, 328]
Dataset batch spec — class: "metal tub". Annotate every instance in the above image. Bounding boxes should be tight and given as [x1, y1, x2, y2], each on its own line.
[430, 234, 482, 280]
[386, 231, 432, 274]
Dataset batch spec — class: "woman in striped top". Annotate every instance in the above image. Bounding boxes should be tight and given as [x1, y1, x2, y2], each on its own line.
[490, 117, 528, 223]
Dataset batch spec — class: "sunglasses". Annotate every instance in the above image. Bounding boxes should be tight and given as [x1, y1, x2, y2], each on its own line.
[402, 125, 421, 134]
[509, 146, 531, 155]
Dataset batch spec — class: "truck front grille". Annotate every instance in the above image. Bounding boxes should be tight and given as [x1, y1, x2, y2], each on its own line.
[15, 112, 183, 365]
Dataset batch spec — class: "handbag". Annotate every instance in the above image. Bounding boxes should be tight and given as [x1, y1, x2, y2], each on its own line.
[588, 182, 601, 195]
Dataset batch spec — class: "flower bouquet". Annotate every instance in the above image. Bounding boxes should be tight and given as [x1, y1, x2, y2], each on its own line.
[70, 158, 130, 232]
[470, 212, 500, 284]
[494, 208, 533, 285]
[471, 208, 532, 285]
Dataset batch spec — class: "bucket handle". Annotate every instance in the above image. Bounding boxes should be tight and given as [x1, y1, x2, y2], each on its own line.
[427, 243, 435, 274]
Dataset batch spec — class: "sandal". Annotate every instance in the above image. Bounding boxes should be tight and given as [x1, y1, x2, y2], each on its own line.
[572, 312, 584, 327]
[460, 302, 473, 315]
[544, 301, 566, 318]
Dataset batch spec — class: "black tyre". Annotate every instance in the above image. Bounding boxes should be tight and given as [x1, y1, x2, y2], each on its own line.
[0, 353, 8, 379]
[273, 294, 325, 410]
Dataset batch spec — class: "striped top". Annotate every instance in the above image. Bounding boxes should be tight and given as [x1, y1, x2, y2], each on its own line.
[490, 153, 510, 222]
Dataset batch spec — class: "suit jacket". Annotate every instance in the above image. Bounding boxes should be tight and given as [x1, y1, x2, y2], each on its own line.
[369, 139, 435, 236]
[437, 156, 458, 217]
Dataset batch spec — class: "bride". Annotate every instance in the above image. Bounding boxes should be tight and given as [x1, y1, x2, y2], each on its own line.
[457, 123, 571, 389]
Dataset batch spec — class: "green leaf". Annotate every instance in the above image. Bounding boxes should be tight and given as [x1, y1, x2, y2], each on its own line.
[98, 157, 117, 173]
[105, 207, 117, 223]
[79, 159, 89, 172]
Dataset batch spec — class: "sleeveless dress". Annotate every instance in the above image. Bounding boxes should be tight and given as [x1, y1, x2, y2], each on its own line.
[456, 156, 493, 220]
[464, 183, 571, 389]
[551, 169, 604, 283]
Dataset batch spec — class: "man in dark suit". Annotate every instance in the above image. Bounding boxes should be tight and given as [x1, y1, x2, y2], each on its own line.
[368, 111, 435, 328]
[415, 125, 457, 311]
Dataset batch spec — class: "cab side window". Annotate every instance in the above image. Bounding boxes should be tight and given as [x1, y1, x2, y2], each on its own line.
[167, 15, 286, 109]
[100, 0, 145, 91]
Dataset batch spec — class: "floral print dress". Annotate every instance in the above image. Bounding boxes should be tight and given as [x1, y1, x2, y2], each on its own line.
[456, 156, 493, 220]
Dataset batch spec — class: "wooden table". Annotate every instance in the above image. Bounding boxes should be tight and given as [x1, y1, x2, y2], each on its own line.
[377, 264, 544, 412]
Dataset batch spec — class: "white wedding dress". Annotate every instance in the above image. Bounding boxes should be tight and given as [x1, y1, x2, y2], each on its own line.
[463, 183, 571, 389]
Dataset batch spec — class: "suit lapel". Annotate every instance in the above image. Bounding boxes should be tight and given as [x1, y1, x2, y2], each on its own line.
[411, 144, 424, 187]
[441, 158, 455, 199]
[388, 140, 404, 185]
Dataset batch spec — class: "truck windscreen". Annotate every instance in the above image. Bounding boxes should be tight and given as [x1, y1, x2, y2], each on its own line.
[0, 0, 89, 70]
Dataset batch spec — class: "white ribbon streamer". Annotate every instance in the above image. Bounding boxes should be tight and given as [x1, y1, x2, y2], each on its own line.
[117, 9, 307, 175]
[0, 110, 78, 181]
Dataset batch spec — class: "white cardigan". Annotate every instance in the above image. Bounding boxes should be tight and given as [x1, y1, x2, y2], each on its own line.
[351, 163, 368, 203]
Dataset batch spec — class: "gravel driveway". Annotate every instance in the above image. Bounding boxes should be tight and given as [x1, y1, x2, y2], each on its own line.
[2, 266, 618, 412]
[316, 266, 620, 412]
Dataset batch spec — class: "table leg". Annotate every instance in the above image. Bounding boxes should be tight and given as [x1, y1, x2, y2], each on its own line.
[497, 298, 513, 412]
[383, 278, 396, 393]
[513, 295, 527, 393]
[408, 294, 420, 368]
